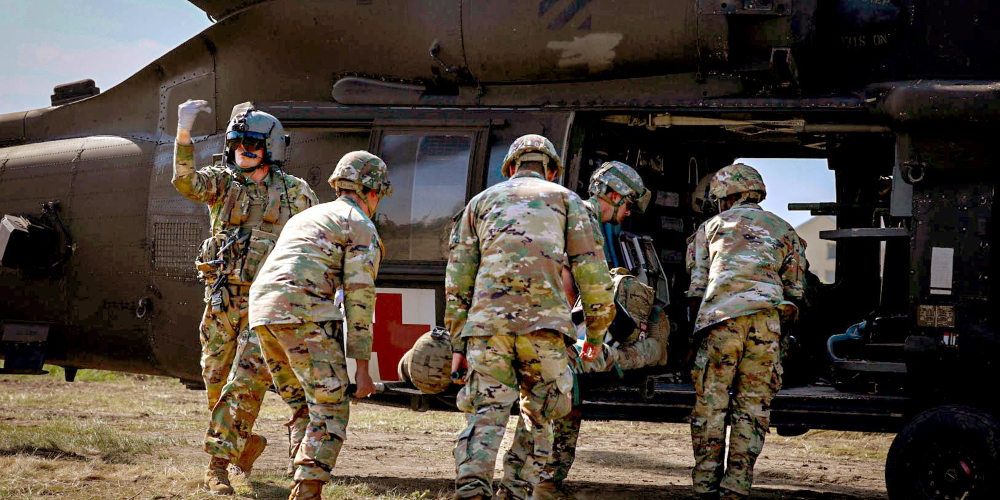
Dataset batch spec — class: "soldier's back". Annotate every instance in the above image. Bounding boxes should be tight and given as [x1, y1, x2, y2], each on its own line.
[249, 197, 379, 327]
[459, 172, 581, 337]
[706, 202, 797, 268]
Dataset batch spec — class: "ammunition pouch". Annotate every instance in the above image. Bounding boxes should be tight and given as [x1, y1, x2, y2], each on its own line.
[236, 228, 277, 284]
[195, 227, 276, 286]
[197, 174, 285, 286]
[195, 232, 233, 283]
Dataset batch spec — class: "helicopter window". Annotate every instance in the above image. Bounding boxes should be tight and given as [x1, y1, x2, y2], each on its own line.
[485, 142, 507, 188]
[375, 133, 473, 261]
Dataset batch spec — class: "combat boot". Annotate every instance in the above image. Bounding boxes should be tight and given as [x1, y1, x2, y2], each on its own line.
[204, 456, 235, 495]
[288, 480, 324, 500]
[232, 433, 267, 476]
[648, 307, 670, 366]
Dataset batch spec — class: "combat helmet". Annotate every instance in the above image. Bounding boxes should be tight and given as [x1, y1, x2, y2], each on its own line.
[399, 327, 452, 395]
[500, 134, 563, 180]
[589, 161, 651, 213]
[328, 150, 393, 199]
[690, 172, 717, 216]
[225, 102, 289, 171]
[709, 163, 767, 202]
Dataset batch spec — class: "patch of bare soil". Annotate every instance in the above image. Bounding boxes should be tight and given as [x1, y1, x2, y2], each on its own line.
[0, 374, 888, 499]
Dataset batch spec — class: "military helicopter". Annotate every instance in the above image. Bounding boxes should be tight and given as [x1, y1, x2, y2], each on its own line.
[1, 1, 999, 498]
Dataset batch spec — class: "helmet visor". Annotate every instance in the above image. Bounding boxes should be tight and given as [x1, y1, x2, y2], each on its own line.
[226, 130, 267, 153]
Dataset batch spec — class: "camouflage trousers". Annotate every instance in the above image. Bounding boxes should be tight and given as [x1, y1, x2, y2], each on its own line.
[204, 324, 309, 463]
[258, 321, 350, 483]
[454, 332, 574, 499]
[199, 284, 250, 409]
[690, 309, 783, 497]
[501, 337, 663, 499]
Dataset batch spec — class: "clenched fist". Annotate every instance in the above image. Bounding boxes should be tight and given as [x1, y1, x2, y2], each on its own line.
[177, 99, 211, 131]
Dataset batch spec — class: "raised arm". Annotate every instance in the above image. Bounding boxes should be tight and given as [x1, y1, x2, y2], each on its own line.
[172, 100, 225, 204]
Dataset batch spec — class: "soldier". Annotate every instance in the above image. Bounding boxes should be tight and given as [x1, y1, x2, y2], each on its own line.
[500, 161, 668, 500]
[172, 100, 317, 494]
[685, 163, 806, 500]
[248, 151, 392, 500]
[447, 135, 615, 500]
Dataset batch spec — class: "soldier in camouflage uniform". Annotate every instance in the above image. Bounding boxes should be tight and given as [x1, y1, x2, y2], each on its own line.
[173, 100, 317, 494]
[447, 135, 615, 500]
[249, 151, 392, 500]
[685, 163, 806, 500]
[500, 161, 668, 500]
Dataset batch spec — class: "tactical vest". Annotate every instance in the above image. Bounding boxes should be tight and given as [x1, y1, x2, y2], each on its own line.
[605, 267, 655, 344]
[195, 169, 293, 286]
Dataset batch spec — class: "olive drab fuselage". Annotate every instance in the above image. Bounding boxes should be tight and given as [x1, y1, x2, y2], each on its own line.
[6, 6, 1000, 498]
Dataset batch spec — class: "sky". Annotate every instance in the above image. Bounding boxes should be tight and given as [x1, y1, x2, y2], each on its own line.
[738, 158, 835, 228]
[0, 0, 211, 115]
[0, 1, 836, 227]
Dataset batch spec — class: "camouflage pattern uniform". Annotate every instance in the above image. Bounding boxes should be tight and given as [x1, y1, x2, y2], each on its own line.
[501, 327, 667, 498]
[685, 164, 806, 498]
[502, 162, 661, 499]
[249, 151, 390, 486]
[173, 126, 317, 468]
[448, 135, 615, 500]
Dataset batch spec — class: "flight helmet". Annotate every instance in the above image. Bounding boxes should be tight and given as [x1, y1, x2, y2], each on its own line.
[225, 102, 289, 171]
[500, 134, 563, 180]
[589, 161, 651, 213]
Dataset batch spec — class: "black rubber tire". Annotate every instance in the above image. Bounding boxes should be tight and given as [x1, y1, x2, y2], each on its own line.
[886, 405, 1000, 500]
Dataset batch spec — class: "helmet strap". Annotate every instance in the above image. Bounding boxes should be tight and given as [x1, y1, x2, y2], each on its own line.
[237, 163, 264, 173]
[358, 194, 375, 216]
[597, 190, 627, 225]
[514, 155, 549, 176]
[342, 189, 376, 217]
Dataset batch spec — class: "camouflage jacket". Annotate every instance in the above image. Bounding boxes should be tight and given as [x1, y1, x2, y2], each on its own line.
[685, 201, 806, 333]
[583, 198, 606, 246]
[172, 142, 317, 236]
[445, 170, 615, 353]
[248, 196, 383, 360]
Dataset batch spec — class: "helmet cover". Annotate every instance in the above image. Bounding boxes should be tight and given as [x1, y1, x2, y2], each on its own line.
[709, 163, 767, 201]
[328, 150, 393, 199]
[589, 161, 650, 212]
[500, 134, 563, 179]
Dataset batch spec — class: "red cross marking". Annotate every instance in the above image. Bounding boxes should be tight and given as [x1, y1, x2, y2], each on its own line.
[372, 292, 432, 381]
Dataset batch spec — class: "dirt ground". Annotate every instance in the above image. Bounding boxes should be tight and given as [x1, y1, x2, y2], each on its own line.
[0, 369, 890, 500]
